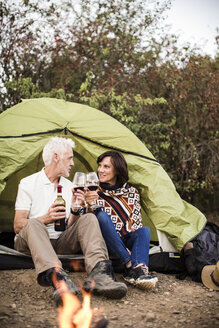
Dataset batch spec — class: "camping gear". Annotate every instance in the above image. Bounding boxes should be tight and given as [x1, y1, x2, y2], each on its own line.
[149, 248, 186, 273]
[148, 231, 186, 273]
[201, 261, 219, 291]
[183, 222, 219, 282]
[0, 98, 206, 255]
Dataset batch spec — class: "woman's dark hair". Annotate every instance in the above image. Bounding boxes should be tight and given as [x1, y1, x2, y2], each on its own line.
[97, 151, 129, 185]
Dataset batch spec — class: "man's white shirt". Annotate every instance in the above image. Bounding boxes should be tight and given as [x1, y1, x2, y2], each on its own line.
[15, 168, 73, 239]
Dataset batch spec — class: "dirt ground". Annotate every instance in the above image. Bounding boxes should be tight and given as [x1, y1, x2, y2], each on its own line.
[0, 268, 218, 328]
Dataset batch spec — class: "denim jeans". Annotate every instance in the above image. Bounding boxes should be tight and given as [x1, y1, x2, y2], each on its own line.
[95, 210, 150, 267]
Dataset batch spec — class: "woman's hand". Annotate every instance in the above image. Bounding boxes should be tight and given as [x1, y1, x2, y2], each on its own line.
[84, 189, 99, 207]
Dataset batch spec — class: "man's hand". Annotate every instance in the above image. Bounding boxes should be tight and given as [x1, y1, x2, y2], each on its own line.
[71, 188, 85, 210]
[14, 202, 66, 234]
[42, 202, 66, 225]
[67, 188, 86, 227]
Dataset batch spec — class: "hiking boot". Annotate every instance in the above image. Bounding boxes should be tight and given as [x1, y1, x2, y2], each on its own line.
[37, 267, 81, 306]
[37, 268, 55, 287]
[123, 263, 158, 290]
[84, 260, 127, 299]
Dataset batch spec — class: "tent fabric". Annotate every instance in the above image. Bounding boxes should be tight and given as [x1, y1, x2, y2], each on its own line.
[0, 244, 85, 271]
[0, 244, 123, 272]
[0, 98, 206, 252]
[0, 244, 186, 273]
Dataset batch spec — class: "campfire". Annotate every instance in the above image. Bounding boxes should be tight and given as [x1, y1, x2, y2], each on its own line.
[53, 268, 108, 328]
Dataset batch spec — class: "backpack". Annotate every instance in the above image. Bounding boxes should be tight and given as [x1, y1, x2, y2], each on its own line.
[183, 222, 219, 282]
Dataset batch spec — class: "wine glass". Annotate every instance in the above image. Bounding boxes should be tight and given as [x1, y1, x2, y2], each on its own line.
[86, 172, 101, 209]
[86, 172, 99, 191]
[72, 172, 86, 209]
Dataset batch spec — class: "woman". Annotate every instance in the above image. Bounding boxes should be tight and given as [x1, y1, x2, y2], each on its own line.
[86, 151, 158, 290]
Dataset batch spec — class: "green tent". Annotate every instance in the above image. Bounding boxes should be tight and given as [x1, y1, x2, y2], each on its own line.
[0, 98, 206, 251]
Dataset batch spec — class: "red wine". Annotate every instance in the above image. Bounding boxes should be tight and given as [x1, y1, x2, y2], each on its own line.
[54, 185, 66, 231]
[74, 186, 84, 191]
[87, 185, 99, 191]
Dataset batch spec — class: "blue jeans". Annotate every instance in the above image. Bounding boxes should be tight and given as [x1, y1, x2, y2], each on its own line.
[95, 210, 150, 267]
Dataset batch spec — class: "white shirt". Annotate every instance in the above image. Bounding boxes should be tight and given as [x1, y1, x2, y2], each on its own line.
[15, 168, 73, 239]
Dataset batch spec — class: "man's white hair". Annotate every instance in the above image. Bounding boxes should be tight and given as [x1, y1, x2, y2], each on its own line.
[42, 137, 75, 166]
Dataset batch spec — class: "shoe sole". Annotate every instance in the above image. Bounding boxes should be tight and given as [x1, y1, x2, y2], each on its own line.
[93, 285, 127, 299]
[152, 276, 158, 283]
[124, 277, 157, 290]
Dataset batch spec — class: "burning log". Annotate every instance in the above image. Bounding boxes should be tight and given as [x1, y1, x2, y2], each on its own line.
[53, 272, 108, 328]
[92, 317, 109, 328]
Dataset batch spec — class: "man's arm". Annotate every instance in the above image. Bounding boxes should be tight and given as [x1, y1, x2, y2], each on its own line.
[67, 212, 80, 227]
[14, 210, 29, 234]
[14, 203, 66, 234]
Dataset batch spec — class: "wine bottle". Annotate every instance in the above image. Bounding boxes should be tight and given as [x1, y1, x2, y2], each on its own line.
[54, 185, 66, 231]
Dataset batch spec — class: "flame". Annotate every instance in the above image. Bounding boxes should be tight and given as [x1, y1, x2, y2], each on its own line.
[54, 276, 94, 328]
[57, 286, 93, 328]
[57, 288, 81, 328]
[52, 265, 107, 328]
[72, 290, 93, 328]
[69, 259, 85, 273]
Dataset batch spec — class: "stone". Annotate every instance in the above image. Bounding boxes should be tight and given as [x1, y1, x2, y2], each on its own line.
[164, 292, 170, 296]
[146, 312, 156, 322]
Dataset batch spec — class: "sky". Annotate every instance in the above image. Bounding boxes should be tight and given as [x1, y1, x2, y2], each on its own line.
[165, 0, 219, 56]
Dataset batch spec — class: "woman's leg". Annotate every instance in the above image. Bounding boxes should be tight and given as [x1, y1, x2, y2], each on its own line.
[122, 227, 158, 290]
[123, 227, 150, 266]
[95, 210, 131, 265]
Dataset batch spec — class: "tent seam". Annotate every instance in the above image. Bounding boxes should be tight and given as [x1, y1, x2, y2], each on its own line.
[0, 128, 160, 164]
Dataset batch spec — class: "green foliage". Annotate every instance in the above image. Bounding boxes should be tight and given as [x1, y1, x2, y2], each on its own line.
[32, 88, 66, 99]
[6, 78, 66, 105]
[6, 78, 39, 104]
[78, 71, 178, 174]
[79, 71, 168, 131]
[158, 55, 219, 200]
[35, 0, 171, 98]
[0, 0, 71, 110]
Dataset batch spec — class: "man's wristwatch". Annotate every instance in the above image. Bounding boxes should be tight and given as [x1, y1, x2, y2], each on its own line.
[70, 207, 86, 216]
[70, 208, 80, 216]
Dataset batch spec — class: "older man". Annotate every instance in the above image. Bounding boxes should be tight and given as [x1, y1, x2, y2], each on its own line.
[14, 137, 127, 304]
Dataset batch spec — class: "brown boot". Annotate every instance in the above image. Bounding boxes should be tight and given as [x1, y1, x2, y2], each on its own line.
[84, 260, 127, 299]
